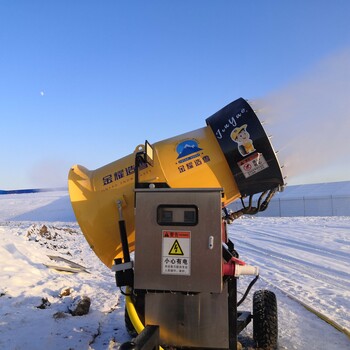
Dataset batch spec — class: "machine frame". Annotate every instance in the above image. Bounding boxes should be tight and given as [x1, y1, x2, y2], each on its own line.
[116, 146, 277, 350]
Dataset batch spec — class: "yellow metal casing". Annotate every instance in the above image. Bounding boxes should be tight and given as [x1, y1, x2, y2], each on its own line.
[68, 98, 284, 268]
[68, 126, 239, 268]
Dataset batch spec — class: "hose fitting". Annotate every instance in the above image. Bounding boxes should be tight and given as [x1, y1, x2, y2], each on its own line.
[223, 257, 259, 277]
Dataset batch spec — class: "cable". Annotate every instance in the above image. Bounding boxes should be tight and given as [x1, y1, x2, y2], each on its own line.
[119, 287, 132, 296]
[237, 275, 259, 307]
[228, 187, 279, 221]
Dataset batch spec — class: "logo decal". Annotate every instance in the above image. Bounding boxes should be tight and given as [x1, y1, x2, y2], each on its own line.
[175, 139, 211, 174]
[230, 124, 256, 157]
[176, 140, 202, 160]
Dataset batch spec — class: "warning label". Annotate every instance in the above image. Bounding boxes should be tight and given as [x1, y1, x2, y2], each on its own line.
[238, 152, 269, 178]
[162, 230, 191, 276]
[168, 240, 184, 255]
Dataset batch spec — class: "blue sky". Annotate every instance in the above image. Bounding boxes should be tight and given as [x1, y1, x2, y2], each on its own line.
[1, 1, 350, 189]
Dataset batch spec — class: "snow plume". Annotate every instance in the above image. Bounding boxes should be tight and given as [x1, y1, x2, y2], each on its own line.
[251, 49, 350, 185]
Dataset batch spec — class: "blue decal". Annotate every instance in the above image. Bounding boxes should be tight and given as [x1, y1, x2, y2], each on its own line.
[176, 140, 202, 159]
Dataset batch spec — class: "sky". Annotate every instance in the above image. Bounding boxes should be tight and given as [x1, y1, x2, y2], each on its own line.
[1, 0, 350, 189]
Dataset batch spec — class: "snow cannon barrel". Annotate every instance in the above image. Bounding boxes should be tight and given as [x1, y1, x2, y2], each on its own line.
[68, 98, 284, 268]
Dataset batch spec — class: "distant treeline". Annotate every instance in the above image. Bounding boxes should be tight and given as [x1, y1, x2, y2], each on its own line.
[0, 188, 67, 195]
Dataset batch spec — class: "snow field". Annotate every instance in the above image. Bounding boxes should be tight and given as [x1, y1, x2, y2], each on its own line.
[0, 191, 349, 349]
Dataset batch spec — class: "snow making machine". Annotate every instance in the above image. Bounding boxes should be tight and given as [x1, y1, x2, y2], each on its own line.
[68, 98, 284, 350]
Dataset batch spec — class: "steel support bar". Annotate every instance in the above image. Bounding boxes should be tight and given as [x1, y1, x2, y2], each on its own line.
[237, 311, 252, 334]
[228, 277, 237, 350]
[119, 325, 160, 350]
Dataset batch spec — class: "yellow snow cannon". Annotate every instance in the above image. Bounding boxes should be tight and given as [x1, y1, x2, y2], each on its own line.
[68, 98, 284, 268]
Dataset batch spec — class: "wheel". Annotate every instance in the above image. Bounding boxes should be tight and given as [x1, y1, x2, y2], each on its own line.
[253, 290, 278, 350]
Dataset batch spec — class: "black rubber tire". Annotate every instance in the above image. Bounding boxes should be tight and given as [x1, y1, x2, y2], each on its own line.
[253, 289, 278, 350]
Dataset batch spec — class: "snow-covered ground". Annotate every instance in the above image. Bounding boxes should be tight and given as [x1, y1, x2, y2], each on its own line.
[0, 191, 349, 349]
[232, 217, 350, 350]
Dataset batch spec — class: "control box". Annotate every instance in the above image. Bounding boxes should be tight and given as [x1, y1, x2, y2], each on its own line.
[134, 188, 223, 293]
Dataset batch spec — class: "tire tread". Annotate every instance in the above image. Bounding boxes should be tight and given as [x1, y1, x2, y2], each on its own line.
[253, 289, 278, 350]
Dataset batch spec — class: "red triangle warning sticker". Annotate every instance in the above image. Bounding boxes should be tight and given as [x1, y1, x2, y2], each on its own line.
[168, 239, 184, 255]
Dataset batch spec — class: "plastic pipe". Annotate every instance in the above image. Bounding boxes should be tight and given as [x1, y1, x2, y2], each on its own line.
[125, 287, 165, 350]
